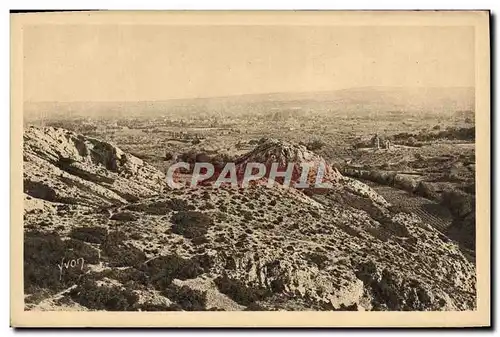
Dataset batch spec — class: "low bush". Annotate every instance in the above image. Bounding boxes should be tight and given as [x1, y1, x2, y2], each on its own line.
[101, 231, 146, 268]
[164, 284, 207, 311]
[125, 199, 195, 215]
[64, 238, 100, 264]
[137, 302, 182, 311]
[24, 231, 97, 294]
[304, 252, 329, 269]
[414, 181, 439, 201]
[110, 211, 138, 221]
[214, 275, 271, 306]
[171, 211, 213, 240]
[69, 226, 107, 244]
[69, 279, 138, 311]
[99, 267, 150, 289]
[244, 302, 267, 311]
[306, 140, 326, 151]
[166, 198, 195, 212]
[440, 189, 475, 218]
[388, 204, 412, 215]
[141, 253, 211, 289]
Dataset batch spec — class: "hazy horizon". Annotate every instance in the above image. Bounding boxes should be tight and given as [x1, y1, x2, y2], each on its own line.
[24, 85, 475, 104]
[23, 25, 474, 102]
[24, 86, 475, 120]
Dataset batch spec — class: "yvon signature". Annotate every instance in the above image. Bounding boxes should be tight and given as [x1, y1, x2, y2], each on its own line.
[57, 257, 85, 280]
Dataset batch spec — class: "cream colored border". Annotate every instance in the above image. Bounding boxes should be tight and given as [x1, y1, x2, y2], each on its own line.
[10, 10, 490, 327]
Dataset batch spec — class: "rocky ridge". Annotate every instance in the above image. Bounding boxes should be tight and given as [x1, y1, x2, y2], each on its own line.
[23, 126, 166, 206]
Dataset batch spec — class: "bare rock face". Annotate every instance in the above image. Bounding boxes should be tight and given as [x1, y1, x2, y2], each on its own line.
[23, 128, 476, 312]
[23, 126, 166, 207]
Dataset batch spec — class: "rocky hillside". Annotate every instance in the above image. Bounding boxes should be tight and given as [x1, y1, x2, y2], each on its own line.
[23, 127, 476, 311]
[24, 126, 166, 207]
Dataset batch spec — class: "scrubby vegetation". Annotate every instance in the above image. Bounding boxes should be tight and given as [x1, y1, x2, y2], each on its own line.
[124, 199, 195, 215]
[305, 139, 326, 151]
[164, 284, 208, 311]
[440, 190, 475, 219]
[440, 190, 476, 251]
[140, 253, 211, 289]
[352, 126, 474, 149]
[69, 279, 139, 311]
[102, 231, 146, 268]
[214, 275, 271, 306]
[110, 211, 138, 221]
[24, 230, 99, 295]
[171, 211, 213, 240]
[69, 226, 108, 244]
[304, 252, 329, 269]
[391, 126, 475, 143]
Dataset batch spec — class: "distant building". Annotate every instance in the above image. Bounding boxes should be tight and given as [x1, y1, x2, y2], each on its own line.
[371, 134, 380, 149]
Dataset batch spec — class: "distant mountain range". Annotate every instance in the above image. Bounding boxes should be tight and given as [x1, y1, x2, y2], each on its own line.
[24, 86, 474, 120]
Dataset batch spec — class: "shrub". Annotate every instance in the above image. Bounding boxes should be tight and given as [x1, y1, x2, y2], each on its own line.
[138, 303, 182, 311]
[164, 151, 174, 161]
[191, 236, 209, 245]
[141, 254, 210, 289]
[64, 239, 100, 264]
[69, 226, 108, 244]
[414, 181, 439, 201]
[69, 279, 138, 311]
[171, 211, 213, 240]
[447, 212, 476, 251]
[129, 232, 143, 240]
[309, 210, 321, 219]
[125, 202, 166, 215]
[110, 212, 138, 221]
[126, 199, 194, 215]
[164, 284, 207, 311]
[99, 267, 149, 289]
[304, 252, 329, 269]
[393, 174, 418, 192]
[24, 231, 97, 294]
[166, 198, 195, 212]
[101, 231, 146, 267]
[244, 302, 267, 311]
[440, 189, 475, 218]
[239, 209, 254, 221]
[388, 204, 412, 215]
[306, 140, 326, 151]
[406, 136, 417, 146]
[214, 275, 271, 306]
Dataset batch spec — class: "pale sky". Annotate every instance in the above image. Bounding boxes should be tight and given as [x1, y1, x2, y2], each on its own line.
[23, 25, 475, 102]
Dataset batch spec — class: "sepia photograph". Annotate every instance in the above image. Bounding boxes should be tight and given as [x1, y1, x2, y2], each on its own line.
[10, 10, 490, 327]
